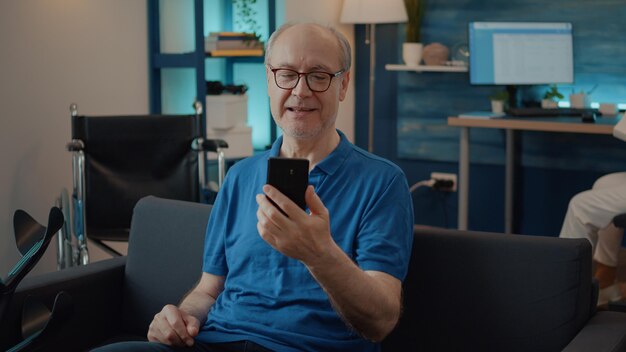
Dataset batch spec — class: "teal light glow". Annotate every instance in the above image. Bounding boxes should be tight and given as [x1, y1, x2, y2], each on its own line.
[233, 63, 270, 149]
[161, 68, 197, 114]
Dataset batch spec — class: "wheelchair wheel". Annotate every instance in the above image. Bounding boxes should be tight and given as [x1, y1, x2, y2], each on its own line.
[71, 194, 89, 265]
[56, 189, 73, 269]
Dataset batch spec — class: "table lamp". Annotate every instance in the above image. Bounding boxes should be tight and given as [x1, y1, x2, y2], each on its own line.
[340, 0, 408, 153]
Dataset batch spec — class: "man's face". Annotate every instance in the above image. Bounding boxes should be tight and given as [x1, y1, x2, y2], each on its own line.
[266, 25, 350, 141]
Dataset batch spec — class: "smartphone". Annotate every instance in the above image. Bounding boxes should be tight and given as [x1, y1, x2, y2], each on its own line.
[266, 157, 309, 212]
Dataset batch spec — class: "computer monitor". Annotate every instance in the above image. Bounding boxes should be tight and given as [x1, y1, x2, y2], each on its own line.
[469, 22, 574, 107]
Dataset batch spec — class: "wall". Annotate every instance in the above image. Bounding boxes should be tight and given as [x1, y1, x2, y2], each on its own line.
[0, 0, 148, 277]
[354, 0, 626, 235]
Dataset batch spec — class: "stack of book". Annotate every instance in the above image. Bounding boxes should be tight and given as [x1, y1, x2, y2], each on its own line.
[205, 32, 264, 57]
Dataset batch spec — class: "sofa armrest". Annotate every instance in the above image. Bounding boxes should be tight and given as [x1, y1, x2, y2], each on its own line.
[0, 256, 126, 351]
[562, 311, 626, 352]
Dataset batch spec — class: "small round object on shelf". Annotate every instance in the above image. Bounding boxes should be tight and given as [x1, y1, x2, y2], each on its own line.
[422, 43, 450, 66]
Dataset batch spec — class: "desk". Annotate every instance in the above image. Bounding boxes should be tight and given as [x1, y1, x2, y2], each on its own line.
[447, 116, 617, 233]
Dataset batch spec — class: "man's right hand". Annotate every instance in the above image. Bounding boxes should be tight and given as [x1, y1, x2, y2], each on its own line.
[147, 304, 200, 347]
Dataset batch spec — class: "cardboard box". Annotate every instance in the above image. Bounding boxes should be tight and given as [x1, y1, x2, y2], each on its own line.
[205, 94, 247, 130]
[206, 125, 253, 159]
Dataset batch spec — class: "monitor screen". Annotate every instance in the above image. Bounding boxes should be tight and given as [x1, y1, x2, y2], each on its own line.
[469, 22, 574, 85]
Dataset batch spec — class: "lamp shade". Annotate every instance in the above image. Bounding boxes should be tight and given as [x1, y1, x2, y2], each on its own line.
[340, 0, 408, 24]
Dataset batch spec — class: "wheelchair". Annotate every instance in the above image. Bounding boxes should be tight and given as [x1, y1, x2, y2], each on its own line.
[56, 102, 228, 268]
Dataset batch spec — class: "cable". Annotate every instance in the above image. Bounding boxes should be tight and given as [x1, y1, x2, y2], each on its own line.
[409, 179, 434, 193]
[410, 179, 456, 193]
[410, 178, 452, 228]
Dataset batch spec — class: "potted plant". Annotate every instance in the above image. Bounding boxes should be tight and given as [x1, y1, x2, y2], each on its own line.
[403, 0, 426, 66]
[489, 90, 509, 113]
[542, 84, 563, 109]
[569, 85, 597, 109]
[232, 0, 262, 45]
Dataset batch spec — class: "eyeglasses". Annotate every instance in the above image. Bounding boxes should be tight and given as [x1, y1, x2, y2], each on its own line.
[269, 66, 345, 93]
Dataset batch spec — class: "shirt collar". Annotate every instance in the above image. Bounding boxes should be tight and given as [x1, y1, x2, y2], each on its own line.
[268, 130, 351, 176]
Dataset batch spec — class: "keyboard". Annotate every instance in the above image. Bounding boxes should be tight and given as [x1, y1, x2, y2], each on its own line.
[506, 107, 598, 117]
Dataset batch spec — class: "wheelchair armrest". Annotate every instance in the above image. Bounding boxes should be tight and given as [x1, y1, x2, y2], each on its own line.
[0, 257, 126, 351]
[66, 139, 84, 152]
[200, 138, 229, 152]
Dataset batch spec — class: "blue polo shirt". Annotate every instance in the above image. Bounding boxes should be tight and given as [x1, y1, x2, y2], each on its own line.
[198, 131, 413, 351]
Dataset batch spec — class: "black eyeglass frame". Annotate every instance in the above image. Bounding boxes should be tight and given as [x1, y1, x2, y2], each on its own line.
[268, 66, 346, 93]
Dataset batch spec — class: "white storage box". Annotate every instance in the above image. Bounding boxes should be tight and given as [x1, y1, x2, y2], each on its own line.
[206, 125, 253, 159]
[205, 94, 248, 130]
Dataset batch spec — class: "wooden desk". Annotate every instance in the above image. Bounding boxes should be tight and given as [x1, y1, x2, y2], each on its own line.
[447, 116, 617, 233]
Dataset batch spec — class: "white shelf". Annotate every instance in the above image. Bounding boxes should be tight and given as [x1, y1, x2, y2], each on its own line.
[385, 64, 468, 73]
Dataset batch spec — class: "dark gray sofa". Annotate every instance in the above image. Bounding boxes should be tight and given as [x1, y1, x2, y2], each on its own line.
[2, 196, 625, 351]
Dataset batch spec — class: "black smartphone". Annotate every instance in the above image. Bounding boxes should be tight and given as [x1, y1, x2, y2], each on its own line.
[266, 157, 309, 212]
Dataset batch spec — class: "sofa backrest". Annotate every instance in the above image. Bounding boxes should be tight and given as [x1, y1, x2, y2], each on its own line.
[382, 226, 594, 352]
[121, 196, 212, 336]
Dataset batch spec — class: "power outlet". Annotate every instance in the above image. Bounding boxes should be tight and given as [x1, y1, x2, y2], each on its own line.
[431, 172, 457, 192]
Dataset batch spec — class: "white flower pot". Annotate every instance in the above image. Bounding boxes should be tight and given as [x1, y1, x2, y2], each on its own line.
[491, 100, 505, 114]
[403, 42, 423, 67]
[569, 93, 590, 108]
[541, 99, 558, 109]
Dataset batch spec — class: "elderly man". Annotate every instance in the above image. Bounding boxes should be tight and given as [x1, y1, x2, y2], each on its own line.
[94, 22, 413, 352]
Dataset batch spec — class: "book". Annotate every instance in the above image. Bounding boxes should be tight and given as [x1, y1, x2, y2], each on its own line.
[205, 32, 263, 52]
[457, 111, 505, 119]
[206, 32, 258, 40]
[205, 39, 263, 52]
[207, 49, 264, 57]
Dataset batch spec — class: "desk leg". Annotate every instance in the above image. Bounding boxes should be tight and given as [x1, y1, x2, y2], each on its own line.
[459, 127, 469, 230]
[505, 129, 514, 234]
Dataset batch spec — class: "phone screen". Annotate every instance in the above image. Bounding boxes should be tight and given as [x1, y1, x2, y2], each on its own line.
[266, 157, 309, 212]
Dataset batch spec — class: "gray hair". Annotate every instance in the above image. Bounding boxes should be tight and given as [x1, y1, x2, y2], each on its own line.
[264, 22, 352, 72]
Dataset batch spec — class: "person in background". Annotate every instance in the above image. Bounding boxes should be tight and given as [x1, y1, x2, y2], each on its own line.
[560, 172, 626, 306]
[92, 22, 414, 352]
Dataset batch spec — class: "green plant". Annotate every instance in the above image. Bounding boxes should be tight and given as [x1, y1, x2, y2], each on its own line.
[404, 0, 426, 43]
[543, 84, 564, 101]
[232, 0, 261, 42]
[489, 90, 509, 102]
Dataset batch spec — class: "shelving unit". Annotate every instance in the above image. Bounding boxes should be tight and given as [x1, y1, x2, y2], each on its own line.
[385, 64, 468, 73]
[147, 0, 276, 136]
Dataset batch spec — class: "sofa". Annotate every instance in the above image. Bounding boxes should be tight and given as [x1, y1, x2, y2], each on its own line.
[2, 196, 625, 351]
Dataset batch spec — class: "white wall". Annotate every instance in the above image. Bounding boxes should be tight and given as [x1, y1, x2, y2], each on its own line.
[284, 0, 356, 142]
[0, 0, 355, 278]
[0, 0, 148, 277]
